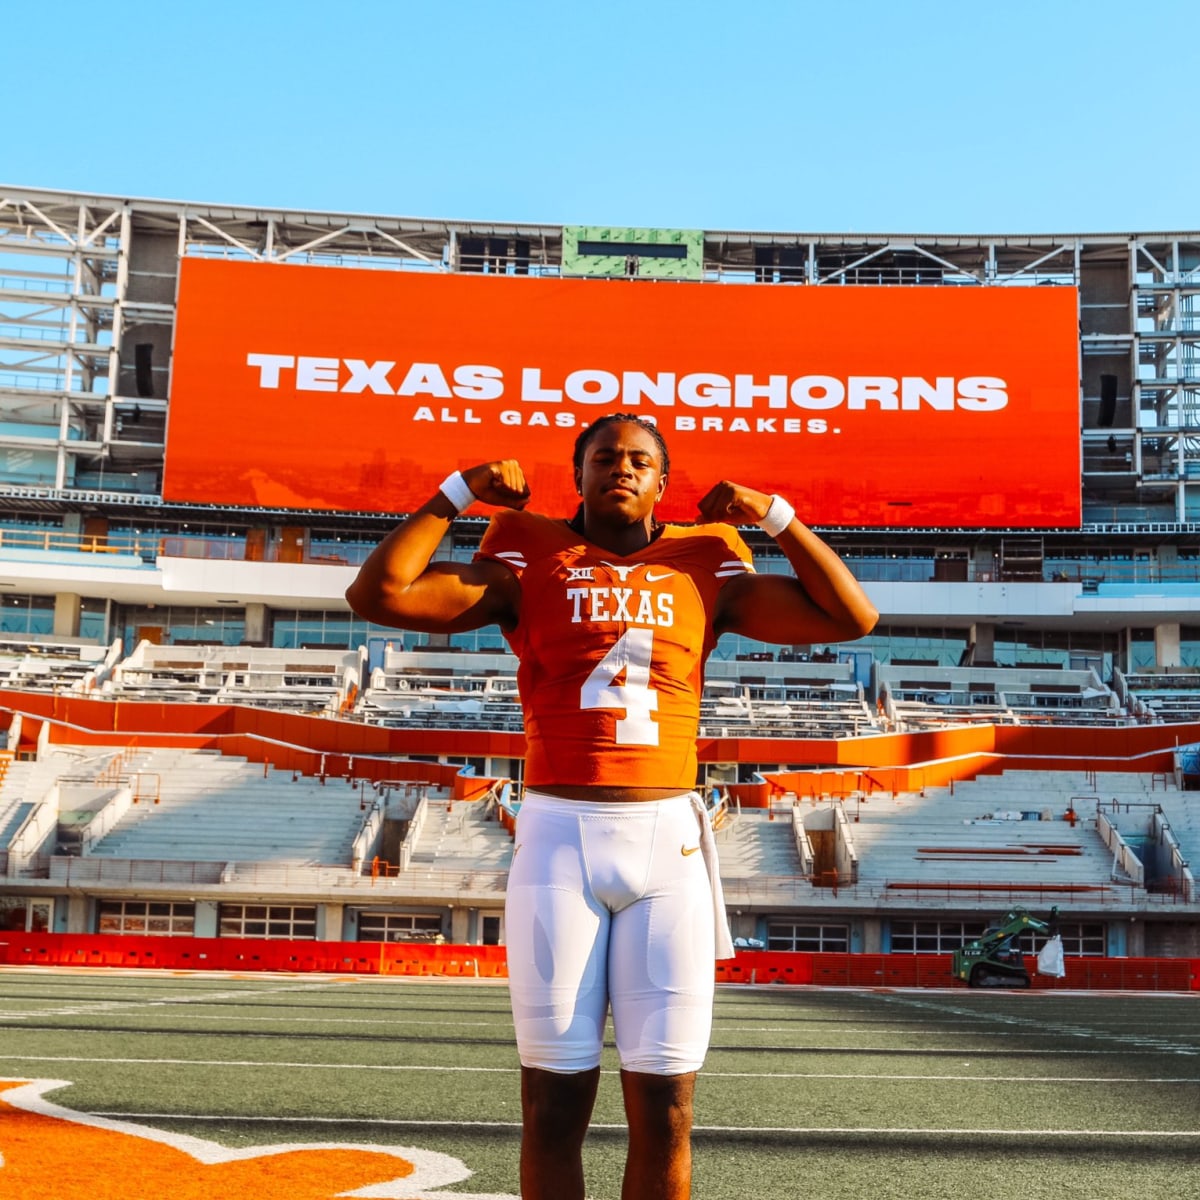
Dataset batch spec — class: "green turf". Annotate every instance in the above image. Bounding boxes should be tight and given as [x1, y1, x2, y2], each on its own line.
[1, 970, 1198, 1199]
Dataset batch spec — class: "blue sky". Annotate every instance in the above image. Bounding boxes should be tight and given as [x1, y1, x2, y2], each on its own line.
[6, 0, 1197, 234]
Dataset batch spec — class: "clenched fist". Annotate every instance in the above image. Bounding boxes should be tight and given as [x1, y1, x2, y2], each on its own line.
[696, 481, 772, 526]
[461, 460, 532, 510]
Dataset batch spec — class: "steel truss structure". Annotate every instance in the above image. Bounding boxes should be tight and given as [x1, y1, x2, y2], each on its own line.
[1, 184, 1198, 526]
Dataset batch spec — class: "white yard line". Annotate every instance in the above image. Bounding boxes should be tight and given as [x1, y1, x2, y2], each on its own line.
[78, 1110, 1200, 1139]
[863, 991, 1200, 1056]
[0, 1010, 506, 1027]
[5, 1054, 1200, 1085]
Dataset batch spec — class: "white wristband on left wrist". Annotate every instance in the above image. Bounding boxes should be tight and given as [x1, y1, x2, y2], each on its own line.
[438, 471, 476, 514]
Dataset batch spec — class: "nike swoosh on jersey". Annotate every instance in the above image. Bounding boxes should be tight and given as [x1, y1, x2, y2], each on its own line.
[681, 844, 701, 856]
[644, 570, 675, 582]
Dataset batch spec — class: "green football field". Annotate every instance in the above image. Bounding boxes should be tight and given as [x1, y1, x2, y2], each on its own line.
[0, 967, 1197, 1199]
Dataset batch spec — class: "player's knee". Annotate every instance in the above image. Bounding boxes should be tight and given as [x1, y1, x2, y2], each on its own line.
[521, 1066, 600, 1142]
[621, 1069, 696, 1142]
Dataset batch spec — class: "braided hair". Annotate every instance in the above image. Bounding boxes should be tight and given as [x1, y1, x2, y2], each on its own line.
[571, 413, 670, 479]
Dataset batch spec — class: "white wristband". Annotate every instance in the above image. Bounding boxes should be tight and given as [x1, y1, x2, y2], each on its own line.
[758, 494, 795, 538]
[438, 471, 476, 514]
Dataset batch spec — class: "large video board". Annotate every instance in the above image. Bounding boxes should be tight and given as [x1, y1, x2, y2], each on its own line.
[164, 259, 1081, 527]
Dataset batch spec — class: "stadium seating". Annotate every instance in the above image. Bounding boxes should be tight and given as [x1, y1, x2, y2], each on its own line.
[81, 748, 372, 867]
[845, 775, 1121, 896]
[399, 791, 514, 887]
[713, 801, 809, 898]
[0, 636, 110, 693]
[1121, 668, 1200, 724]
[106, 643, 363, 713]
[878, 664, 1127, 730]
[357, 644, 523, 729]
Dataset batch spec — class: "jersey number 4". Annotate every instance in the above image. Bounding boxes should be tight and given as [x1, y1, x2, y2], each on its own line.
[579, 628, 659, 745]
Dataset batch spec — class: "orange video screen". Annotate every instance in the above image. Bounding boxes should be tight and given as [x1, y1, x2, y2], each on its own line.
[164, 258, 1081, 527]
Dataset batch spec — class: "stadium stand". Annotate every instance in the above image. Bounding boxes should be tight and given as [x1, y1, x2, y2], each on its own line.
[400, 792, 514, 882]
[2, 183, 1199, 963]
[106, 643, 363, 713]
[0, 636, 110, 692]
[1121, 668, 1200, 724]
[82, 749, 365, 864]
[879, 665, 1128, 730]
[358, 645, 523, 730]
[844, 775, 1129, 896]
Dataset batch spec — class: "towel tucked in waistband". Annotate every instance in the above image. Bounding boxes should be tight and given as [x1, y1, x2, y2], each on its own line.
[689, 792, 735, 960]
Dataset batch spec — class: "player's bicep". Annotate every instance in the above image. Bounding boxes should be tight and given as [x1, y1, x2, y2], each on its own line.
[714, 573, 854, 645]
[365, 560, 519, 633]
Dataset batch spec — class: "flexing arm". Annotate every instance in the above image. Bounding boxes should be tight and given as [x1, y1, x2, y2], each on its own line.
[701, 481, 878, 645]
[344, 461, 530, 634]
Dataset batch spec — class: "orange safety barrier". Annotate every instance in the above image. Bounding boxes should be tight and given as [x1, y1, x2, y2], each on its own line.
[0, 935, 1194, 991]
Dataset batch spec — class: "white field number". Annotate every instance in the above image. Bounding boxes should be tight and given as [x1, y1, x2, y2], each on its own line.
[580, 628, 659, 745]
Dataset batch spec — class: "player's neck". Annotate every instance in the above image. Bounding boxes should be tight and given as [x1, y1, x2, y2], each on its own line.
[579, 513, 657, 556]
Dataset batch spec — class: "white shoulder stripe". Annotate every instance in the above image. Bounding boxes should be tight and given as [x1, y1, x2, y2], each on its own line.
[715, 560, 754, 577]
[494, 551, 527, 563]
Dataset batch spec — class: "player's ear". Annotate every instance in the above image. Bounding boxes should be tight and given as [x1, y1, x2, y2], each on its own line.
[574, 467, 583, 494]
[655, 472, 667, 501]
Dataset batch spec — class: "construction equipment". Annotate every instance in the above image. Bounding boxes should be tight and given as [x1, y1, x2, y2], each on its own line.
[951, 907, 1059, 988]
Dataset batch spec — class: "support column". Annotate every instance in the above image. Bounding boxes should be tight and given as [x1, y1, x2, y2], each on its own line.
[244, 603, 268, 645]
[318, 903, 344, 941]
[53, 593, 81, 638]
[66, 895, 90, 934]
[968, 622, 995, 665]
[449, 907, 471, 943]
[860, 917, 882, 953]
[1155, 623, 1181, 669]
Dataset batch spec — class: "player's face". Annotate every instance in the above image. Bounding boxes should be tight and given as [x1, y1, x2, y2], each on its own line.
[575, 423, 666, 525]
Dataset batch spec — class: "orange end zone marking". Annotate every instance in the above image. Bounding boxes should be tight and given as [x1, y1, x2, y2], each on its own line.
[0, 1079, 518, 1199]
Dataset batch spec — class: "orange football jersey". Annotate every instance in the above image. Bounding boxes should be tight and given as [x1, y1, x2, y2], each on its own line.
[476, 509, 755, 788]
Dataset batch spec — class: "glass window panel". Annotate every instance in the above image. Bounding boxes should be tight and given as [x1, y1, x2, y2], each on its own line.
[891, 920, 987, 954]
[766, 922, 849, 952]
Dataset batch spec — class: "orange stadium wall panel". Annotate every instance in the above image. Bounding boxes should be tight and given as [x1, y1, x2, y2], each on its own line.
[0, 692, 521, 787]
[2, 691, 1196, 783]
